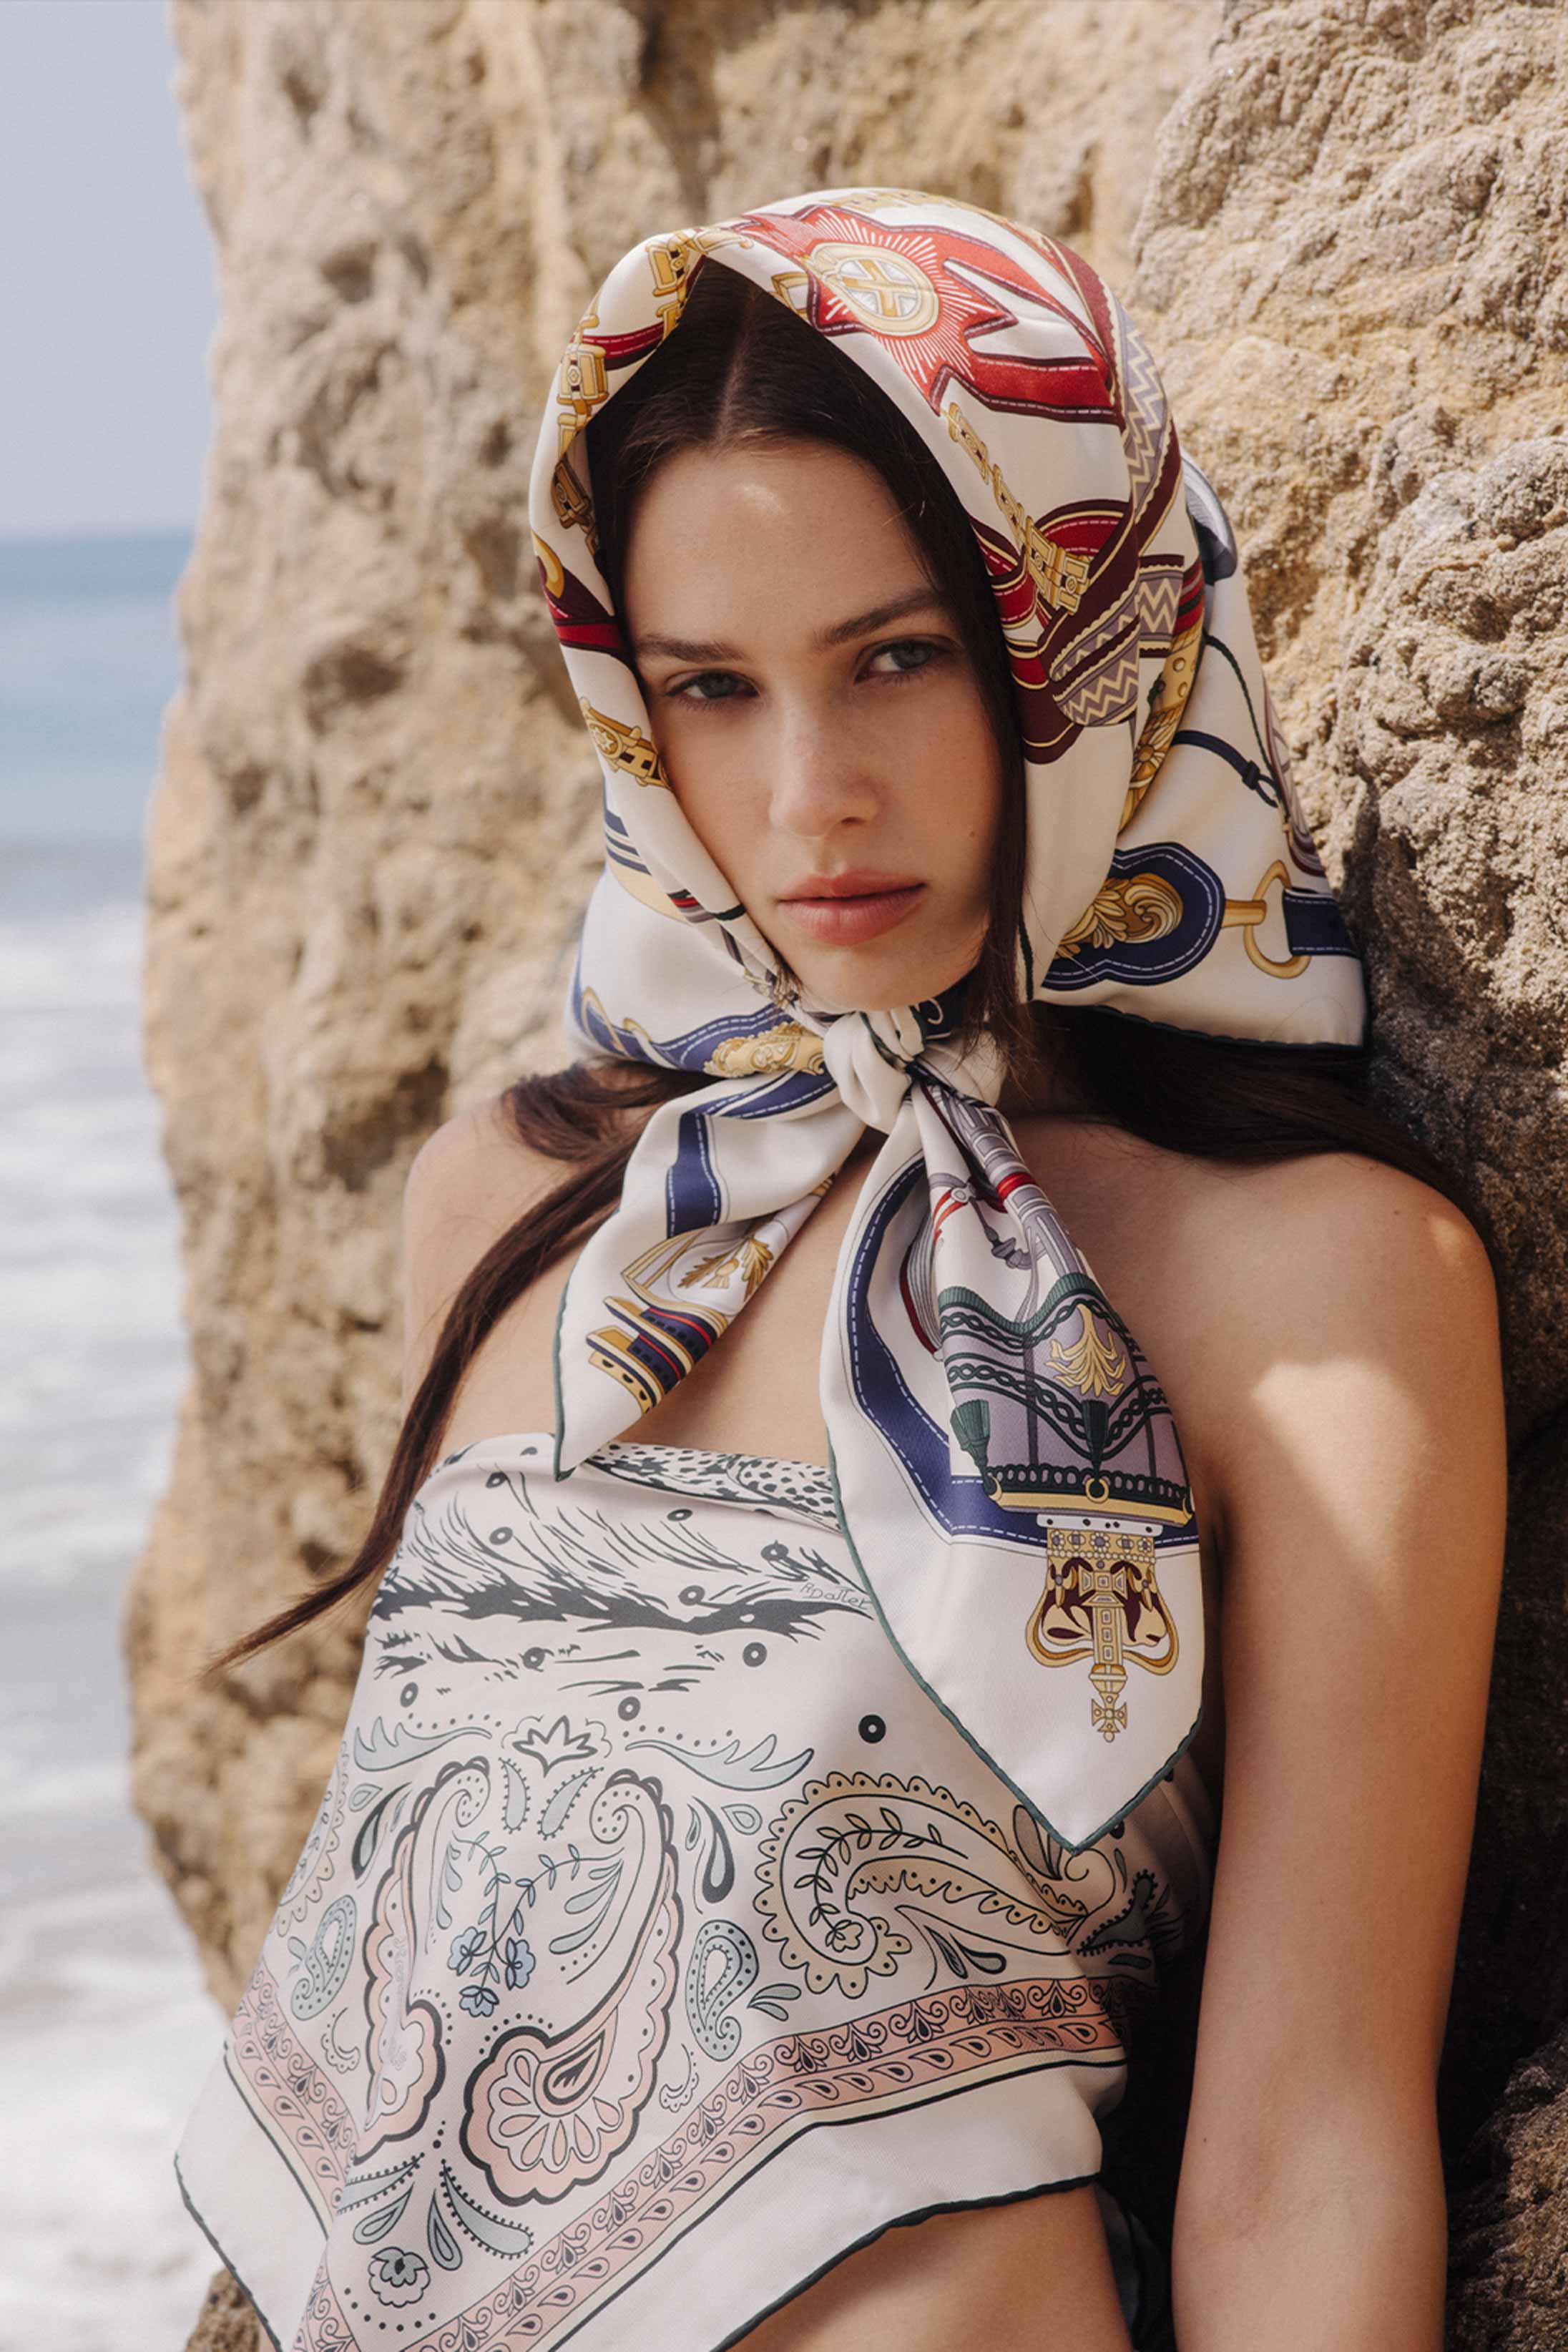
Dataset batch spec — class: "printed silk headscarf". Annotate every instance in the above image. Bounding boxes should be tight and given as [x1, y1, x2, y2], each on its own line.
[528, 188, 1366, 1853]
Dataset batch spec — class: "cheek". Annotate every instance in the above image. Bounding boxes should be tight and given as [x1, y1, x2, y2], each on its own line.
[918, 693, 1006, 857]
[655, 725, 747, 864]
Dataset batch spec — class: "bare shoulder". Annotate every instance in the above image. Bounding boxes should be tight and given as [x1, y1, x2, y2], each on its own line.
[1018, 1113, 1496, 1347]
[1167, 1145, 1498, 1368]
[1191, 1137, 1490, 1265]
[1159, 1147, 1504, 1582]
[398, 1069, 657, 1405]
[398, 1090, 577, 1406]
[1015, 1114, 1501, 1561]
[1119, 1141, 1501, 1446]
[403, 1091, 562, 1262]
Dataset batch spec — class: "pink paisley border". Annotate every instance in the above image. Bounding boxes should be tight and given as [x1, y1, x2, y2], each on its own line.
[229, 1962, 359, 2215]
[298, 1972, 1137, 2352]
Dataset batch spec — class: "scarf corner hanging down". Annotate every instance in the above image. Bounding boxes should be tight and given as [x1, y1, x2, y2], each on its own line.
[526, 186, 1367, 1853]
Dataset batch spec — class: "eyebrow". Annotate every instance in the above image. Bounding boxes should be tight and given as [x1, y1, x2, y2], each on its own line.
[632, 587, 949, 665]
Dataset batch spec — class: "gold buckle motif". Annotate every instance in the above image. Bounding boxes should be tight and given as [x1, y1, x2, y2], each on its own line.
[1222, 859, 1310, 979]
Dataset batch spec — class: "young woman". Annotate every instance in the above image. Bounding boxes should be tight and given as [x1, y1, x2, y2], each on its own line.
[177, 192, 1506, 2352]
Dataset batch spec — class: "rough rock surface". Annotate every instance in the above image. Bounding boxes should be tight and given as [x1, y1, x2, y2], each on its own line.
[1449, 2010, 1568, 2344]
[182, 2270, 266, 2352]
[134, 4, 1567, 2346]
[1124, 9, 1568, 2339]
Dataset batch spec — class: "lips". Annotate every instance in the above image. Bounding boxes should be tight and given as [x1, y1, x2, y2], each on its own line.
[776, 872, 926, 947]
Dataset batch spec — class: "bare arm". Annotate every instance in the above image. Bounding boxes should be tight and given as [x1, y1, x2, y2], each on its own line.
[1170, 1157, 1506, 2351]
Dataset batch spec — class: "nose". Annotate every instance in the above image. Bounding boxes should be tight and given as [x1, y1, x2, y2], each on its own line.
[765, 701, 881, 841]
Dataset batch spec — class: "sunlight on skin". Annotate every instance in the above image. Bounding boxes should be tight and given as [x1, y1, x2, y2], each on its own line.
[623, 438, 1005, 1016]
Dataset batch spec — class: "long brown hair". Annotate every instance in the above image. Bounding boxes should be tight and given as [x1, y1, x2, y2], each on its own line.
[215, 263, 1483, 1670]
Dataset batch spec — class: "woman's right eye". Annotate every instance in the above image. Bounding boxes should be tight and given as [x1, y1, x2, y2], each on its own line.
[667, 670, 750, 705]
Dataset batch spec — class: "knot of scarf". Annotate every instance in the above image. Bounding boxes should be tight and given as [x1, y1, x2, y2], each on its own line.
[815, 1006, 1005, 1132]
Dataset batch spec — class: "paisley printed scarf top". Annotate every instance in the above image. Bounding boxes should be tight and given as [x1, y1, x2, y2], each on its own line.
[177, 1436, 1215, 2350]
[531, 187, 1366, 1856]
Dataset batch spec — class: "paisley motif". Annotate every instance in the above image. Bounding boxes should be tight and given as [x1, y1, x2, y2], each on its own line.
[685, 1919, 760, 2060]
[290, 1894, 357, 2022]
[276, 1747, 348, 1929]
[361, 1761, 490, 2152]
[754, 1769, 1084, 1999]
[459, 1774, 682, 2204]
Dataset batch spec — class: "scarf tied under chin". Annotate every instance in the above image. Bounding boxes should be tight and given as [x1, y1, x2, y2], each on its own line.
[532, 186, 1367, 1850]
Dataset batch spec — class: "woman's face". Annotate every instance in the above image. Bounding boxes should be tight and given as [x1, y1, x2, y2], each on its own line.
[621, 438, 1004, 1014]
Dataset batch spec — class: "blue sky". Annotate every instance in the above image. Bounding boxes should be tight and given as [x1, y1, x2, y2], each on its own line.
[1, 1, 217, 539]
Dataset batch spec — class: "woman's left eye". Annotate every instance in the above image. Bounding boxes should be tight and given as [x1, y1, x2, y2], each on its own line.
[864, 639, 941, 680]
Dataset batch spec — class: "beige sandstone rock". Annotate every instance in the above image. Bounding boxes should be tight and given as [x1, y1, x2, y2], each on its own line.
[183, 2268, 268, 2352]
[1124, 9, 1568, 2337]
[136, 3, 1565, 2346]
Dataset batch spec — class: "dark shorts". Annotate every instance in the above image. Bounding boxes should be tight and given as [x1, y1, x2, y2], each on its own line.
[1097, 2183, 1177, 2352]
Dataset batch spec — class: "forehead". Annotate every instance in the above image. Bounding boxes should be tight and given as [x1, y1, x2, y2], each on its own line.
[622, 438, 931, 624]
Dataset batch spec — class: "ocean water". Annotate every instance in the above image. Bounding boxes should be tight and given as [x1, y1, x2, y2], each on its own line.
[0, 532, 222, 2347]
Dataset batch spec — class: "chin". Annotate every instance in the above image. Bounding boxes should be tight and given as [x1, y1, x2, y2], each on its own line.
[794, 946, 979, 1018]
